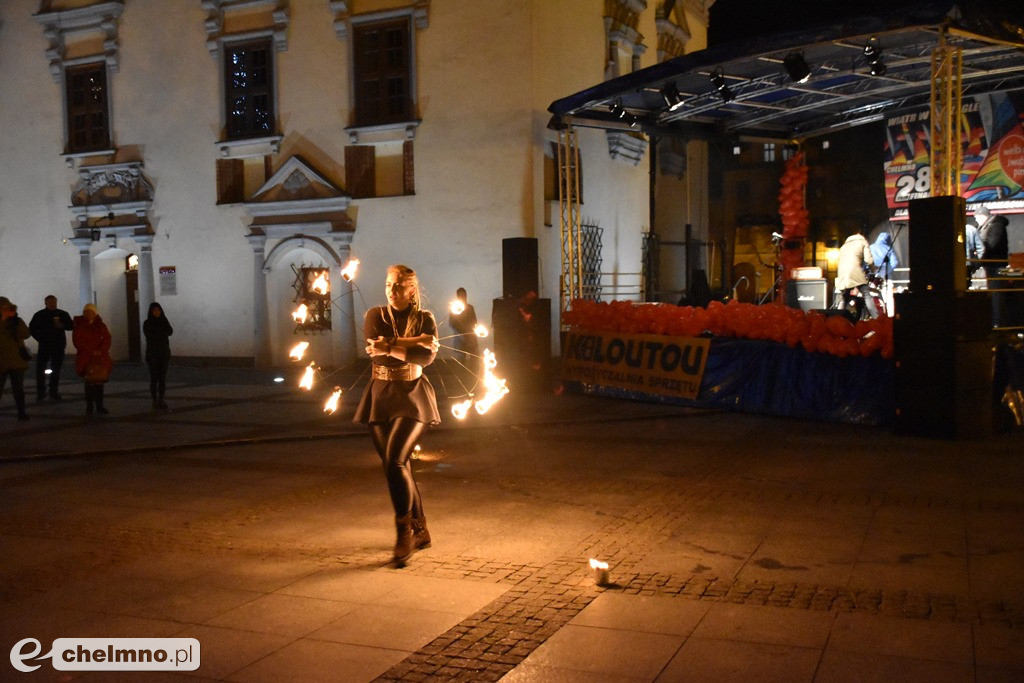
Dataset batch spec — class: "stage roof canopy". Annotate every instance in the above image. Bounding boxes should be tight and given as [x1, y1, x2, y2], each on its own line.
[548, 2, 1024, 141]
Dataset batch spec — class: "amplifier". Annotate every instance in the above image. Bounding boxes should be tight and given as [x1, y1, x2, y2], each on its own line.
[785, 278, 828, 311]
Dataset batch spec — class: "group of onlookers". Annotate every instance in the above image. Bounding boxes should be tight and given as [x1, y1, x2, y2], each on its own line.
[0, 296, 172, 420]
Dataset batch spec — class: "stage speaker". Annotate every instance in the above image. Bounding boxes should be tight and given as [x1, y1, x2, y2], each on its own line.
[785, 278, 827, 311]
[492, 296, 551, 392]
[908, 195, 966, 292]
[893, 290, 994, 439]
[502, 238, 539, 299]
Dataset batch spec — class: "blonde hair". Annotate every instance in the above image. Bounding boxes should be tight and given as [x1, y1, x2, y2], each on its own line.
[386, 264, 429, 337]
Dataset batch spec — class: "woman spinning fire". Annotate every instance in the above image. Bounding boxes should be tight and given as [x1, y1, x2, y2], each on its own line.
[353, 264, 440, 565]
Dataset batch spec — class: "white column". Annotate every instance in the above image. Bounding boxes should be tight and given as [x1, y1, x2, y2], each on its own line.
[135, 234, 156, 338]
[69, 236, 95, 311]
[247, 234, 271, 367]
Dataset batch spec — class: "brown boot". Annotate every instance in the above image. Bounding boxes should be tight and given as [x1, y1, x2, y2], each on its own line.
[393, 514, 414, 564]
[412, 514, 431, 550]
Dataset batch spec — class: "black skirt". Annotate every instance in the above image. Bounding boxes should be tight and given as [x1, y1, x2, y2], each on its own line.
[353, 373, 441, 426]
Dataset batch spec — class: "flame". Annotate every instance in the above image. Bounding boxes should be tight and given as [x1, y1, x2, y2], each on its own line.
[299, 363, 315, 391]
[341, 258, 360, 282]
[311, 272, 329, 295]
[451, 398, 472, 420]
[473, 323, 489, 338]
[589, 558, 609, 570]
[473, 349, 509, 414]
[292, 303, 309, 324]
[289, 341, 310, 361]
[323, 386, 342, 414]
[449, 299, 466, 315]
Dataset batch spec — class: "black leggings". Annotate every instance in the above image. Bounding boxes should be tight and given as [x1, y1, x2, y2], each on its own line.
[147, 356, 169, 397]
[370, 417, 426, 518]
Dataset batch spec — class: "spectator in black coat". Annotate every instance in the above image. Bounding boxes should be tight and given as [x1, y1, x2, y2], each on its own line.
[29, 295, 73, 401]
[143, 302, 173, 409]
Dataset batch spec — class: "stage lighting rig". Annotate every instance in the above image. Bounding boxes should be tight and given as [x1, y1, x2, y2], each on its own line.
[783, 53, 811, 83]
[863, 38, 886, 76]
[711, 70, 734, 103]
[661, 82, 685, 112]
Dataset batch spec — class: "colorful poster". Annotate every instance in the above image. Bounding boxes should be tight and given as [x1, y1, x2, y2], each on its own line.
[883, 91, 1024, 218]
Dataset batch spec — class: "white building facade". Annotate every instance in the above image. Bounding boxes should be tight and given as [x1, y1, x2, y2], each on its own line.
[0, 0, 711, 367]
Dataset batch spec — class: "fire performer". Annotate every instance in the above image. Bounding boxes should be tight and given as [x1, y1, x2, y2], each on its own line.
[354, 264, 440, 565]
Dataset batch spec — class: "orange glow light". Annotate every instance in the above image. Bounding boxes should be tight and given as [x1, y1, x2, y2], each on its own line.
[299, 363, 315, 390]
[289, 341, 310, 361]
[323, 386, 342, 413]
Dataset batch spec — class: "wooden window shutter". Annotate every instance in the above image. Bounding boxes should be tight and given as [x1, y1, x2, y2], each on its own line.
[345, 145, 376, 199]
[403, 140, 415, 195]
[216, 158, 245, 204]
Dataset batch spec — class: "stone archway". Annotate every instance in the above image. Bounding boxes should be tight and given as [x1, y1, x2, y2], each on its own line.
[251, 232, 357, 368]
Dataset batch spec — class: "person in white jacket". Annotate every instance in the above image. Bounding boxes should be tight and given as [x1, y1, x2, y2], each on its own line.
[834, 232, 878, 319]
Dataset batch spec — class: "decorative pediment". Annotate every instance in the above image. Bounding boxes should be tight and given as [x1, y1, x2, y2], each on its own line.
[202, 0, 290, 57]
[250, 156, 347, 204]
[34, 1, 125, 82]
[606, 130, 648, 166]
[71, 160, 153, 208]
[330, 0, 430, 41]
[246, 156, 352, 235]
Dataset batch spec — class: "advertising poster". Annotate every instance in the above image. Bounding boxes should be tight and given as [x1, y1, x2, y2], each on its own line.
[883, 91, 1024, 218]
[561, 331, 710, 400]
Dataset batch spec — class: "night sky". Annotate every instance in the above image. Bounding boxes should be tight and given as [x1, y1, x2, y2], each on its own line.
[707, 0, 953, 44]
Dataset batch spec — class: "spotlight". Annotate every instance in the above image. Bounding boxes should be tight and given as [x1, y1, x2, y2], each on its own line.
[783, 53, 811, 84]
[661, 82, 685, 112]
[864, 39, 886, 76]
[711, 70, 734, 103]
[609, 99, 626, 119]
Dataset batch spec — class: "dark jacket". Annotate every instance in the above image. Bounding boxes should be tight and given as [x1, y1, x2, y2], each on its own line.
[143, 303, 173, 362]
[0, 316, 30, 373]
[353, 305, 440, 426]
[979, 215, 1009, 263]
[29, 306, 74, 351]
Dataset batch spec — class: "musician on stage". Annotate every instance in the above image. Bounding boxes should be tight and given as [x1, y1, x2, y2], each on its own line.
[835, 231, 879, 319]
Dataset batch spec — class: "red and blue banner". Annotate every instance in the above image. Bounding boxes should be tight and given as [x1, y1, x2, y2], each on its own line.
[884, 91, 1024, 218]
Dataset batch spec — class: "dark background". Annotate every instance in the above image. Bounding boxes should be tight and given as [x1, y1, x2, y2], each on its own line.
[708, 0, 953, 44]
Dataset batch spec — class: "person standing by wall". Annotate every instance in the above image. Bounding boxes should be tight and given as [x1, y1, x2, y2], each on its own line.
[29, 295, 74, 402]
[143, 302, 173, 409]
[965, 214, 984, 289]
[0, 297, 31, 421]
[354, 264, 440, 565]
[449, 287, 481, 383]
[976, 206, 1009, 326]
[73, 303, 113, 416]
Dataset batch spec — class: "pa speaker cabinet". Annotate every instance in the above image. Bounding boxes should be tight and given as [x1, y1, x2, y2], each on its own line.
[502, 237, 539, 300]
[785, 279, 827, 311]
[908, 195, 966, 293]
[492, 296, 551, 392]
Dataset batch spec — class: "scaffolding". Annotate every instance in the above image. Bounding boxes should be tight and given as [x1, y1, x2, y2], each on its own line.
[929, 27, 963, 198]
[557, 126, 583, 326]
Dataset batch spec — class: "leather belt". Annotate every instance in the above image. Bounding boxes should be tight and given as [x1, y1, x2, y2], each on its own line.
[372, 363, 422, 381]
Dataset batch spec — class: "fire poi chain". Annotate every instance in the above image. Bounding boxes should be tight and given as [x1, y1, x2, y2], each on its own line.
[289, 257, 509, 418]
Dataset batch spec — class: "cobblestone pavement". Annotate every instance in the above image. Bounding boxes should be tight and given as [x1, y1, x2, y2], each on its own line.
[1, 372, 1023, 681]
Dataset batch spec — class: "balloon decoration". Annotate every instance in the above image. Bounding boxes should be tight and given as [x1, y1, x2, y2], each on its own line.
[776, 151, 809, 296]
[563, 299, 893, 359]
